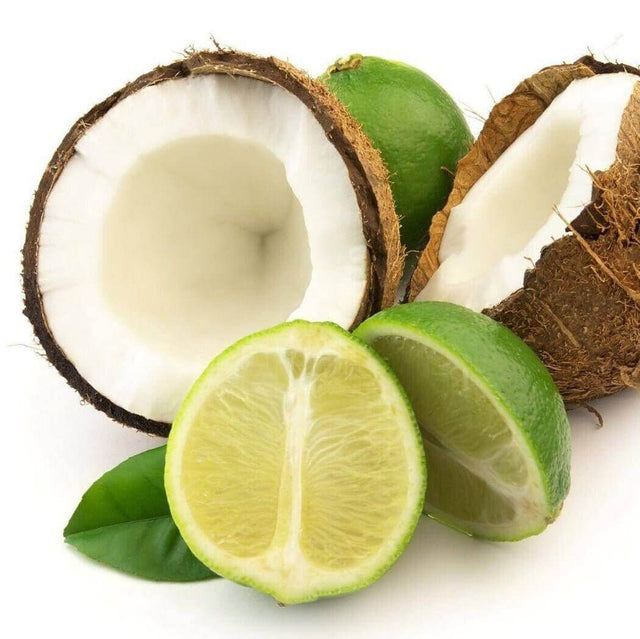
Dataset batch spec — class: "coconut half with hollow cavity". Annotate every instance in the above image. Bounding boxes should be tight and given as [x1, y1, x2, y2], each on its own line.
[23, 50, 403, 436]
[409, 57, 640, 403]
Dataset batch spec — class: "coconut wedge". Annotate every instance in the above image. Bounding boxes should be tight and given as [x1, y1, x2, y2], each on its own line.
[23, 50, 402, 435]
[410, 57, 640, 402]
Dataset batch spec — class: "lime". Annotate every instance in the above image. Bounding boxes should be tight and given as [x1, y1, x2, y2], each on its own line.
[165, 321, 426, 603]
[321, 55, 473, 252]
[354, 302, 570, 541]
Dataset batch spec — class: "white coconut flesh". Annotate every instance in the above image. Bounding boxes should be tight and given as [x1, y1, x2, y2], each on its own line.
[38, 75, 369, 423]
[417, 72, 639, 311]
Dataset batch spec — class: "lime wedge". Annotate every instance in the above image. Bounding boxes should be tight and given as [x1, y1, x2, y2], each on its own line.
[165, 321, 425, 603]
[355, 302, 570, 541]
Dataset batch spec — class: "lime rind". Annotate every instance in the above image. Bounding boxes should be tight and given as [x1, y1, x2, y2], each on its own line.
[166, 320, 426, 603]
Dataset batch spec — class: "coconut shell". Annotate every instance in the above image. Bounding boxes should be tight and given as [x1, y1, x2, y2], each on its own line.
[23, 49, 403, 436]
[409, 57, 640, 403]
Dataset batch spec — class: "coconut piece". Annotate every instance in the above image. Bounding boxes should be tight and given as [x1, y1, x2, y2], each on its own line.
[409, 57, 640, 402]
[23, 50, 402, 435]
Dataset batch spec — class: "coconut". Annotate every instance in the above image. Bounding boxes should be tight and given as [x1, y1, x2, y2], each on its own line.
[23, 49, 403, 435]
[409, 57, 640, 403]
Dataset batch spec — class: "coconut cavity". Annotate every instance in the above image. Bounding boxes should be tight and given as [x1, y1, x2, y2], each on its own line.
[417, 72, 639, 311]
[27, 52, 402, 432]
[102, 135, 311, 364]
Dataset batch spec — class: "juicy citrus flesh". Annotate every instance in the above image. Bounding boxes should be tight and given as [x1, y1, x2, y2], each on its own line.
[355, 303, 571, 541]
[366, 334, 548, 538]
[165, 322, 425, 603]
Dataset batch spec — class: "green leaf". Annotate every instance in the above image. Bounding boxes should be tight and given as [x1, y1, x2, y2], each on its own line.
[64, 445, 217, 582]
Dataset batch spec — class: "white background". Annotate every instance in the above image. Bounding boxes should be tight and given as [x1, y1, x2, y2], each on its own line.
[3, 1, 640, 637]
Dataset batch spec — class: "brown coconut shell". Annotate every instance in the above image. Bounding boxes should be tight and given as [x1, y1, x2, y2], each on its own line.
[409, 56, 640, 403]
[23, 49, 403, 436]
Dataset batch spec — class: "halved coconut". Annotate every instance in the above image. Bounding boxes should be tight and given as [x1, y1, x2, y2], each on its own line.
[410, 57, 640, 402]
[23, 50, 402, 435]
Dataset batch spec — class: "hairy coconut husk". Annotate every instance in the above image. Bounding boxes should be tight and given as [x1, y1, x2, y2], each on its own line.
[22, 49, 403, 436]
[409, 57, 640, 403]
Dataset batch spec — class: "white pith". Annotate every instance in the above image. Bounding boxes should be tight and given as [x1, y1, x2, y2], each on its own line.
[165, 324, 425, 603]
[417, 72, 639, 311]
[38, 75, 369, 423]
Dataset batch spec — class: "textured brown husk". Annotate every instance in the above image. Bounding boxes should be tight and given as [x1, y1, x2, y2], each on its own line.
[409, 57, 640, 402]
[23, 50, 403, 436]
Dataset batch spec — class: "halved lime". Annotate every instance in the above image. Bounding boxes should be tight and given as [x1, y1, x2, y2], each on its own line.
[165, 321, 426, 604]
[355, 302, 570, 541]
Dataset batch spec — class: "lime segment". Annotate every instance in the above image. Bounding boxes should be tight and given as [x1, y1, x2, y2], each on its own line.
[165, 321, 425, 603]
[355, 302, 571, 541]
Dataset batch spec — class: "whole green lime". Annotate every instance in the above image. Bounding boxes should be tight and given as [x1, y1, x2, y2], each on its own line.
[321, 55, 473, 252]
